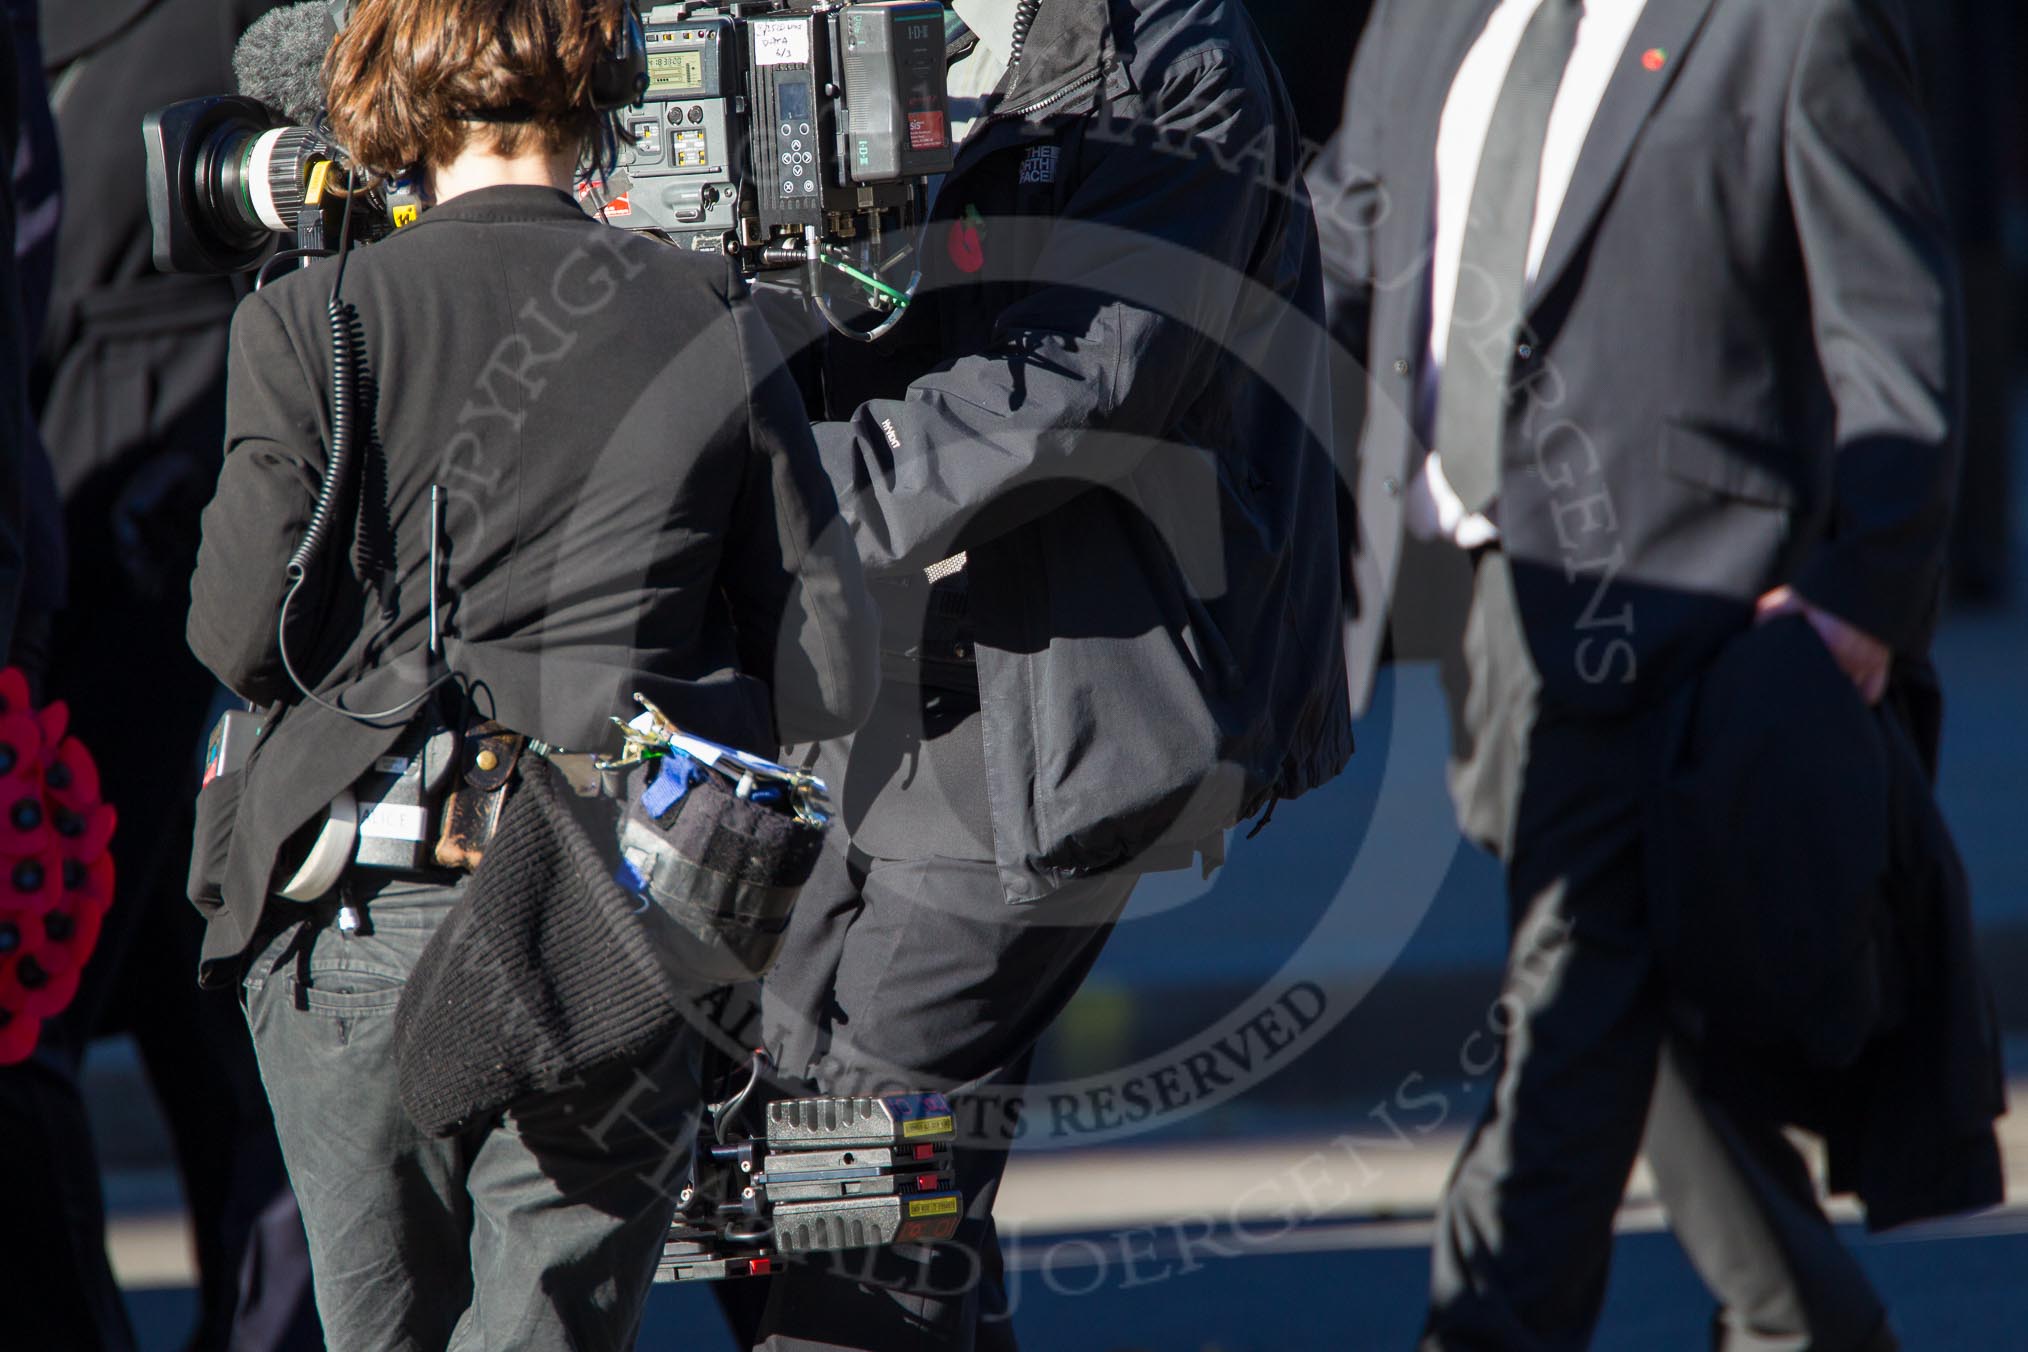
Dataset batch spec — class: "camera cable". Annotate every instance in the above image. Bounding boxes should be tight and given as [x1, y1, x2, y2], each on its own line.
[277, 167, 454, 725]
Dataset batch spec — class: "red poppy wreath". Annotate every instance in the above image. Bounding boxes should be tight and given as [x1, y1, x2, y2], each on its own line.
[0, 668, 116, 1063]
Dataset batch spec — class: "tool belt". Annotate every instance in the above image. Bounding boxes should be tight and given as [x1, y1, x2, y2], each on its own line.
[261, 719, 526, 898]
[341, 718, 539, 880]
[389, 698, 833, 1136]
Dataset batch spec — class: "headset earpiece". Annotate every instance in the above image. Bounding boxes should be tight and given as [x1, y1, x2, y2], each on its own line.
[591, 6, 649, 112]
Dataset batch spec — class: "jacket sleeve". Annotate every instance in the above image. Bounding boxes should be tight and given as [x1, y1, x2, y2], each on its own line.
[186, 291, 325, 705]
[1304, 2, 1394, 620]
[1785, 0, 1963, 653]
[815, 45, 1282, 576]
[1304, 0, 1392, 381]
[718, 284, 879, 744]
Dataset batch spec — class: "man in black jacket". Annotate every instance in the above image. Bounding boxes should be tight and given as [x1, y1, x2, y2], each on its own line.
[1311, 0, 1963, 1347]
[739, 1, 1352, 1347]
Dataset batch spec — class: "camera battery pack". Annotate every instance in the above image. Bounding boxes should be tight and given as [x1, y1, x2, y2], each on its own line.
[839, 2, 954, 183]
[770, 1189, 966, 1254]
[765, 1091, 957, 1148]
[655, 1090, 963, 1282]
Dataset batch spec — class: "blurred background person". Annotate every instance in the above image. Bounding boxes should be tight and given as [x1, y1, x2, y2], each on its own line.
[1908, 0, 2017, 604]
[2, 1, 321, 1349]
[2, 0, 59, 684]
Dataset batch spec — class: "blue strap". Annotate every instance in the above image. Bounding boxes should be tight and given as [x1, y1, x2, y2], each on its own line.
[641, 755, 695, 820]
[614, 856, 647, 894]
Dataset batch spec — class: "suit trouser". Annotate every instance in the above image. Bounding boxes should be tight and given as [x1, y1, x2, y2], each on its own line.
[1423, 552, 1891, 1352]
[740, 831, 1137, 1352]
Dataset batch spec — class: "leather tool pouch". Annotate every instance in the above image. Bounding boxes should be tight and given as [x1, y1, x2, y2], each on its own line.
[434, 722, 527, 871]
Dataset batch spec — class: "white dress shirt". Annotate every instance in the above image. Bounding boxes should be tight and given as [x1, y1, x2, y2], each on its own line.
[1408, 0, 1650, 548]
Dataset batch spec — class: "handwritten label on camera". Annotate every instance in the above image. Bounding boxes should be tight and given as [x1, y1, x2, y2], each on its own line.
[751, 21, 810, 67]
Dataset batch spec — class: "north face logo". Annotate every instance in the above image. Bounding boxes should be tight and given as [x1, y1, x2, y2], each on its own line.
[1019, 146, 1060, 185]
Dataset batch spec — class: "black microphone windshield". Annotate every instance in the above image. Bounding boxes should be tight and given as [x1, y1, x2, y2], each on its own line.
[234, 1, 336, 127]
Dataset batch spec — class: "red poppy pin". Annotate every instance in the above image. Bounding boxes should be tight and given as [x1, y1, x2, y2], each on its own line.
[947, 205, 987, 276]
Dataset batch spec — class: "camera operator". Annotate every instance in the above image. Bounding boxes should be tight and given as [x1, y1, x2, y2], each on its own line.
[184, 0, 876, 1344]
[737, 1, 1352, 1346]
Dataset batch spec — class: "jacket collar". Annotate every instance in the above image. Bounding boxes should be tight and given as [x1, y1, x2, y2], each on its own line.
[943, 0, 1122, 171]
[417, 185, 591, 226]
[1000, 0, 1116, 115]
[1528, 0, 1718, 307]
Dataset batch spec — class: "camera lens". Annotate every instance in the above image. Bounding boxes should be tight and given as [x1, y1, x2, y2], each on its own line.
[144, 94, 329, 274]
[201, 125, 272, 246]
[214, 126, 332, 237]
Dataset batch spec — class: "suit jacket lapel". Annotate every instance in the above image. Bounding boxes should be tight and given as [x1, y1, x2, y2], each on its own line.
[1528, 0, 1718, 308]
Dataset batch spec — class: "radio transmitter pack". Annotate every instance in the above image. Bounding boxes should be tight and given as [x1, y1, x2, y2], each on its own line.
[659, 1066, 966, 1282]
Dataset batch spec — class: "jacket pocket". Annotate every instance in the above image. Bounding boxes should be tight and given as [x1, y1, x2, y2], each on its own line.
[1659, 419, 1797, 510]
[187, 768, 245, 912]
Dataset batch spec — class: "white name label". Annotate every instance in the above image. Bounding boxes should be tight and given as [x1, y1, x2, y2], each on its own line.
[752, 21, 810, 67]
[359, 802, 429, 842]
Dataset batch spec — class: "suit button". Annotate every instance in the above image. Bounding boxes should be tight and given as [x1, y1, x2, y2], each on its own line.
[1383, 476, 1402, 498]
[1392, 358, 1411, 376]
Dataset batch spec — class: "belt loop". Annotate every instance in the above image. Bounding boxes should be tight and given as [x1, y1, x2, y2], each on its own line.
[285, 922, 316, 1011]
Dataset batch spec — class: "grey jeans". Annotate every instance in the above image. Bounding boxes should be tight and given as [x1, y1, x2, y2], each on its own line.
[241, 878, 699, 1351]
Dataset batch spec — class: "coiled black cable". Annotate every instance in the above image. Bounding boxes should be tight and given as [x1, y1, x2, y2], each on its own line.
[277, 168, 451, 724]
[283, 295, 357, 586]
[1009, 0, 1041, 72]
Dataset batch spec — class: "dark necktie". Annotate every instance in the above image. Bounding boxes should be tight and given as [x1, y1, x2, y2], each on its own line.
[1435, 0, 1586, 514]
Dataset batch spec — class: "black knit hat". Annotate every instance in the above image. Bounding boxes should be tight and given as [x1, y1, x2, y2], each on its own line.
[393, 756, 687, 1136]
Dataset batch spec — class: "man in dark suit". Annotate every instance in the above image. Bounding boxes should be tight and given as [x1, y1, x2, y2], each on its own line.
[1309, 0, 1961, 1347]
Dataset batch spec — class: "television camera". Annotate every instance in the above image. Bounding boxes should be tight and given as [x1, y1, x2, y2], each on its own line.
[142, 0, 954, 334]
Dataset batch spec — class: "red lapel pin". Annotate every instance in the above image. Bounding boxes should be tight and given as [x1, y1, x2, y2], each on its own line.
[1642, 47, 1669, 72]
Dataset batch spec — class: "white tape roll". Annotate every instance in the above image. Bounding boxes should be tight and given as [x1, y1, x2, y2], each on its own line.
[278, 789, 358, 901]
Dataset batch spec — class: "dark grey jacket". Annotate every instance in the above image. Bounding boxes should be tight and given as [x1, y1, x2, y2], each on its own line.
[1650, 619, 2003, 1229]
[188, 187, 877, 979]
[1312, 0, 1962, 717]
[816, 0, 1353, 901]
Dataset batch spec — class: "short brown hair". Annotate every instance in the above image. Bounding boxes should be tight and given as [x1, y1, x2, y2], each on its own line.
[326, 0, 631, 178]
